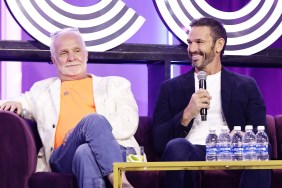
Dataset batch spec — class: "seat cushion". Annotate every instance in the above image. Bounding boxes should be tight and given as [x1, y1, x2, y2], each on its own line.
[127, 171, 163, 188]
[29, 172, 77, 188]
[271, 169, 282, 187]
[202, 170, 241, 188]
[0, 110, 37, 188]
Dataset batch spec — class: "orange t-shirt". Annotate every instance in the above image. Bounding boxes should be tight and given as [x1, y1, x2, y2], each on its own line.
[54, 77, 96, 149]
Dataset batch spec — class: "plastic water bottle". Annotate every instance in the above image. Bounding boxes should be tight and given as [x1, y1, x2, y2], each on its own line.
[217, 126, 232, 161]
[205, 127, 218, 161]
[242, 125, 257, 161]
[256, 126, 269, 160]
[231, 126, 243, 161]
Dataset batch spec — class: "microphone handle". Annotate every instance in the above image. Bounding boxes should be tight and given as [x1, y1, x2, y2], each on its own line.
[199, 79, 207, 121]
[199, 79, 206, 89]
[200, 108, 207, 121]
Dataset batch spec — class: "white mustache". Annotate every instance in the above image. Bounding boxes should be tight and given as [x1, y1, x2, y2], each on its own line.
[65, 63, 80, 67]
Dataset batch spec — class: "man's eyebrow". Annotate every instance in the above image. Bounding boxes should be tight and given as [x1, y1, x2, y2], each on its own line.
[187, 38, 203, 42]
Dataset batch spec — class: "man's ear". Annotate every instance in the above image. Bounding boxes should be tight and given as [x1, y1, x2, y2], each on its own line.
[216, 38, 225, 53]
[50, 56, 55, 64]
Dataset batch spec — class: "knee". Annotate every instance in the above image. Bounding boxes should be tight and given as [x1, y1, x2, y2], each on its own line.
[162, 138, 193, 161]
[166, 138, 193, 152]
[84, 113, 106, 123]
[83, 114, 112, 131]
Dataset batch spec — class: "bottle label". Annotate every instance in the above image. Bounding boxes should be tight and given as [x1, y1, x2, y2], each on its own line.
[218, 146, 231, 153]
[243, 144, 256, 152]
[206, 146, 217, 154]
[232, 146, 243, 153]
[256, 145, 268, 152]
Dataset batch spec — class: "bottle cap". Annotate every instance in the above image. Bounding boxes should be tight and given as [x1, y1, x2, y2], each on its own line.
[220, 126, 229, 131]
[209, 126, 217, 131]
[234, 126, 241, 131]
[257, 126, 265, 131]
[245, 125, 253, 130]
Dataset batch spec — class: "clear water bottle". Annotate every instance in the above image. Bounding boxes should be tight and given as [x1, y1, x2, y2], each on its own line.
[231, 126, 243, 161]
[256, 126, 269, 160]
[217, 126, 232, 161]
[242, 125, 257, 161]
[205, 127, 218, 161]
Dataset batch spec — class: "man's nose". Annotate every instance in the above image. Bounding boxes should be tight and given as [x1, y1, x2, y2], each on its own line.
[187, 43, 197, 53]
[68, 52, 76, 61]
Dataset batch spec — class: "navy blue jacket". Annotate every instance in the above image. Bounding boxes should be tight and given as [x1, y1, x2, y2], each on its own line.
[153, 67, 266, 154]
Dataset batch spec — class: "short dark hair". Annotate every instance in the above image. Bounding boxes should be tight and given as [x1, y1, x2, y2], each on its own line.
[190, 17, 227, 57]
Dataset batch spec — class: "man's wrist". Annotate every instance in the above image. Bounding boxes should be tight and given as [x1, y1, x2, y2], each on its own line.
[181, 115, 192, 127]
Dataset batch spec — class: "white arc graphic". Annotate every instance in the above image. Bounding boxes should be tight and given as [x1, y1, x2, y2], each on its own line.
[154, 0, 282, 55]
[5, 0, 145, 52]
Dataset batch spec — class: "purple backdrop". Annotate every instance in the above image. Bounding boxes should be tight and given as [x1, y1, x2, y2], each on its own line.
[2, 0, 282, 116]
[181, 0, 282, 116]
[20, 0, 168, 116]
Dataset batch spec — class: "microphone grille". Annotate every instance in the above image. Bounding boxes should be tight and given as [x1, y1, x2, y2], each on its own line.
[197, 71, 207, 80]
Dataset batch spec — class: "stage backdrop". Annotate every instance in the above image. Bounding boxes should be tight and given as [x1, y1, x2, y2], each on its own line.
[1, 0, 282, 116]
[174, 0, 282, 116]
[179, 0, 282, 116]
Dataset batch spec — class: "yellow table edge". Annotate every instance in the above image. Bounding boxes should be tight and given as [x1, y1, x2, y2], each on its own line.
[113, 160, 282, 188]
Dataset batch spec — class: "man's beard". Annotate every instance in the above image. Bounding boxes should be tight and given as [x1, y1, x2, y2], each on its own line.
[190, 47, 216, 70]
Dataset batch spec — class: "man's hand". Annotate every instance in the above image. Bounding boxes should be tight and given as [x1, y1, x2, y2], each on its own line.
[181, 89, 212, 126]
[0, 101, 23, 115]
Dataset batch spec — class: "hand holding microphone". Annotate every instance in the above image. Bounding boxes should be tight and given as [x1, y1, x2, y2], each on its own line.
[181, 71, 211, 126]
[197, 71, 208, 121]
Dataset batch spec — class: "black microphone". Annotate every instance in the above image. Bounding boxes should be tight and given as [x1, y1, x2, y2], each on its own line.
[197, 71, 207, 121]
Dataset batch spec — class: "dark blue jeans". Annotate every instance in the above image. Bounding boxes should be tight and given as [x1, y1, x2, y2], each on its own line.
[49, 114, 126, 188]
[162, 138, 271, 188]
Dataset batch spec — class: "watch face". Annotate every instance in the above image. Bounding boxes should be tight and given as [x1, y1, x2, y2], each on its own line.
[4, 0, 145, 52]
[153, 0, 282, 55]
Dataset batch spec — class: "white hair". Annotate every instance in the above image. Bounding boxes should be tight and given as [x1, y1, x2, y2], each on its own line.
[49, 27, 85, 57]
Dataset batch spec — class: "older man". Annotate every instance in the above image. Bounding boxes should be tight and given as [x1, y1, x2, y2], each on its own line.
[0, 27, 138, 188]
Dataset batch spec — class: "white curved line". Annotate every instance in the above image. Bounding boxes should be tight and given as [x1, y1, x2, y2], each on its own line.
[226, 23, 282, 55]
[168, 0, 195, 29]
[49, 0, 114, 14]
[5, 0, 145, 51]
[86, 16, 145, 51]
[156, 0, 282, 56]
[195, 0, 261, 19]
[227, 4, 282, 45]
[5, 1, 52, 46]
[82, 9, 137, 40]
[35, 0, 125, 28]
[180, 0, 203, 20]
[224, 1, 273, 31]
[155, 0, 188, 43]
[20, 1, 61, 31]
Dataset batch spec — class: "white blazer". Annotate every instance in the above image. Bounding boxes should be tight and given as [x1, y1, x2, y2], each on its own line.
[3, 74, 139, 172]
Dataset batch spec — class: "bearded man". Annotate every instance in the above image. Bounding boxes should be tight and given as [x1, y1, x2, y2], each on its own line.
[152, 17, 271, 188]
